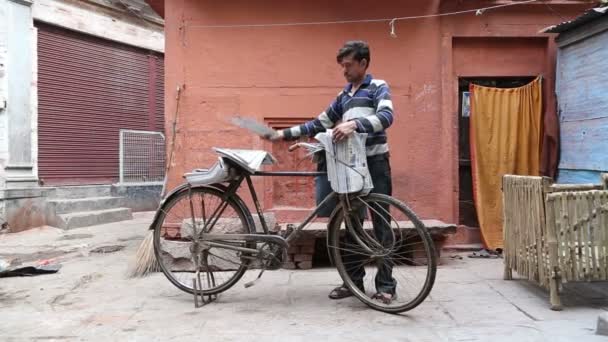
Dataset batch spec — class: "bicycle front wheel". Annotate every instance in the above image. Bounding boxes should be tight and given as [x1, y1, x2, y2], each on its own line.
[327, 193, 437, 313]
[153, 186, 255, 295]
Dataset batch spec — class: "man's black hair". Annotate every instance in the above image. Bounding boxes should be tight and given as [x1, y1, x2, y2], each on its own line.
[337, 40, 370, 67]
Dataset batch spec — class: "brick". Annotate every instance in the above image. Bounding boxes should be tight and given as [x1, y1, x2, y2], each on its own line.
[282, 262, 296, 270]
[299, 245, 315, 254]
[163, 227, 179, 239]
[296, 261, 312, 269]
[294, 254, 312, 262]
[296, 238, 316, 246]
[410, 241, 442, 266]
[287, 245, 299, 254]
[285, 254, 294, 262]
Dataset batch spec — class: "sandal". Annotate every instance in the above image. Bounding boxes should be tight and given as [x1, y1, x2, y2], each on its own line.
[328, 284, 363, 300]
[468, 249, 501, 259]
[372, 292, 396, 305]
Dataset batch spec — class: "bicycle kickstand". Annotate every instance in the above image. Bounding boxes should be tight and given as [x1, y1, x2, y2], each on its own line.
[192, 252, 218, 308]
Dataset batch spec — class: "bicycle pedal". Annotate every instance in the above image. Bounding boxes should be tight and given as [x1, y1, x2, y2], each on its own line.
[243, 279, 258, 288]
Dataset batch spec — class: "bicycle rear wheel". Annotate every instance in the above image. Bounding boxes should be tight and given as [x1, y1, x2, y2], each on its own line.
[152, 186, 255, 295]
[327, 193, 437, 313]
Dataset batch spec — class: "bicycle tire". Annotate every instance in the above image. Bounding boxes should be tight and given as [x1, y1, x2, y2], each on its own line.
[327, 193, 437, 314]
[153, 186, 256, 295]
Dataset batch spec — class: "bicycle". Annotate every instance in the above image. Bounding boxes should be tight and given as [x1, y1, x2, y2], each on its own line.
[151, 133, 437, 314]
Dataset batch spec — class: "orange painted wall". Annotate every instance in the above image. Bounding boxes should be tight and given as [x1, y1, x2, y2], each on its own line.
[162, 0, 590, 223]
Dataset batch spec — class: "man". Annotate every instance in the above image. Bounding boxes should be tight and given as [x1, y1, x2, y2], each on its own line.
[272, 40, 396, 303]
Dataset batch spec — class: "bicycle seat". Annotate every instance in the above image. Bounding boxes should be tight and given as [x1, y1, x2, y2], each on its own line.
[184, 158, 231, 185]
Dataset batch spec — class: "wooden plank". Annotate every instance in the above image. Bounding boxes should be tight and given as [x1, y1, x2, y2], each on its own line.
[580, 193, 590, 281]
[546, 194, 560, 290]
[541, 177, 553, 285]
[549, 183, 602, 192]
[573, 193, 581, 281]
[557, 170, 605, 185]
[599, 192, 607, 280]
[502, 176, 512, 280]
[502, 175, 546, 283]
[562, 193, 574, 281]
[589, 191, 602, 280]
[528, 182, 535, 281]
[534, 180, 544, 283]
[558, 118, 608, 172]
[556, 31, 608, 121]
[590, 192, 599, 280]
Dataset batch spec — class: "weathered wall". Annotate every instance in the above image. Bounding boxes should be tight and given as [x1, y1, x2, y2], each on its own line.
[0, 0, 6, 224]
[555, 18, 608, 184]
[33, 0, 164, 52]
[164, 0, 588, 223]
[0, 0, 8, 190]
[0, 0, 165, 230]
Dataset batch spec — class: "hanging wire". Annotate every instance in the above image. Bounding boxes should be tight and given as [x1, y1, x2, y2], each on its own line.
[389, 19, 397, 38]
[544, 3, 567, 21]
[186, 0, 539, 29]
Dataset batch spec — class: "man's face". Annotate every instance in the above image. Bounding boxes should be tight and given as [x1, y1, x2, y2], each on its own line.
[339, 54, 367, 84]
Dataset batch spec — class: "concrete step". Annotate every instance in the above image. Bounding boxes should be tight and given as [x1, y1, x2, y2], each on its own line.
[48, 196, 126, 214]
[51, 185, 112, 199]
[56, 208, 133, 230]
[444, 225, 482, 246]
[442, 243, 485, 252]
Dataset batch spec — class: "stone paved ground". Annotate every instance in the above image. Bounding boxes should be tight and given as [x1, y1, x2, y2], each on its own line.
[1, 212, 607, 341]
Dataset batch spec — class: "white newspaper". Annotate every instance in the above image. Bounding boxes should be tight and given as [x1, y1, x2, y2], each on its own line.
[213, 148, 277, 174]
[315, 130, 373, 194]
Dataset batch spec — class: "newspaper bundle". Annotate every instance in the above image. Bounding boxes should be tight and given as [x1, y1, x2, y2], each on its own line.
[315, 130, 373, 194]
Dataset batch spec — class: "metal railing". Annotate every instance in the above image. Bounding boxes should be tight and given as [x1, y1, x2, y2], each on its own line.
[119, 129, 165, 184]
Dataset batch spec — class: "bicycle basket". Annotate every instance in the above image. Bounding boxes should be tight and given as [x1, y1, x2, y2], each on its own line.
[315, 130, 373, 194]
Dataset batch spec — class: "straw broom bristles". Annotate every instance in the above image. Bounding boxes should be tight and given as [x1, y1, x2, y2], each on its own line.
[128, 232, 160, 277]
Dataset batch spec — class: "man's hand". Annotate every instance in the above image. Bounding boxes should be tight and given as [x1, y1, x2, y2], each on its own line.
[333, 121, 357, 141]
[263, 130, 283, 141]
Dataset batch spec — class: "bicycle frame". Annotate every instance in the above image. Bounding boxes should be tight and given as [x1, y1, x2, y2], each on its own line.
[191, 169, 336, 256]
[188, 159, 378, 260]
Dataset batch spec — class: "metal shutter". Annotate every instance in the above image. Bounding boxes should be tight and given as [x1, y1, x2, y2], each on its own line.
[37, 22, 164, 185]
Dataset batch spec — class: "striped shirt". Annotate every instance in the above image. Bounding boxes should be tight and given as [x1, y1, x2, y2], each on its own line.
[282, 74, 393, 156]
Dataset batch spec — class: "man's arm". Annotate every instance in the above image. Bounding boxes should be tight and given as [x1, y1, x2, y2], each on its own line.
[352, 81, 394, 133]
[278, 94, 344, 140]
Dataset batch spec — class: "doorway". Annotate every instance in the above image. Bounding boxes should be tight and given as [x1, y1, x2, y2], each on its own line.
[457, 76, 537, 227]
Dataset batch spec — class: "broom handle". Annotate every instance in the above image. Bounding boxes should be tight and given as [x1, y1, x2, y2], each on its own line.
[160, 85, 183, 201]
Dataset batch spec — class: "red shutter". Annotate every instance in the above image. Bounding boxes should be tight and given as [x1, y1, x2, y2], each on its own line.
[36, 22, 164, 185]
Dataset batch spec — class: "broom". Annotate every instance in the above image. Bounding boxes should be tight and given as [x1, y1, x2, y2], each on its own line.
[129, 85, 183, 277]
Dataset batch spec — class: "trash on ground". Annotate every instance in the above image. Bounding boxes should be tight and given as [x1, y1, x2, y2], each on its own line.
[0, 258, 10, 272]
[90, 245, 125, 254]
[0, 264, 61, 278]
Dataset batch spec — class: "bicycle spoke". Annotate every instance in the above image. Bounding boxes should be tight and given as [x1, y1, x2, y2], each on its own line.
[328, 193, 436, 313]
[154, 186, 254, 296]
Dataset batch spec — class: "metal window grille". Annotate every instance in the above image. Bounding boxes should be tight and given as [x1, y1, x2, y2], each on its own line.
[119, 129, 166, 184]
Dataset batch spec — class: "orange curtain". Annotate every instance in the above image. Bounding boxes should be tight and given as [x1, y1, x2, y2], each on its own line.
[470, 77, 543, 250]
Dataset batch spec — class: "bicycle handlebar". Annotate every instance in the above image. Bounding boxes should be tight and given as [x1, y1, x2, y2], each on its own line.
[288, 143, 300, 152]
